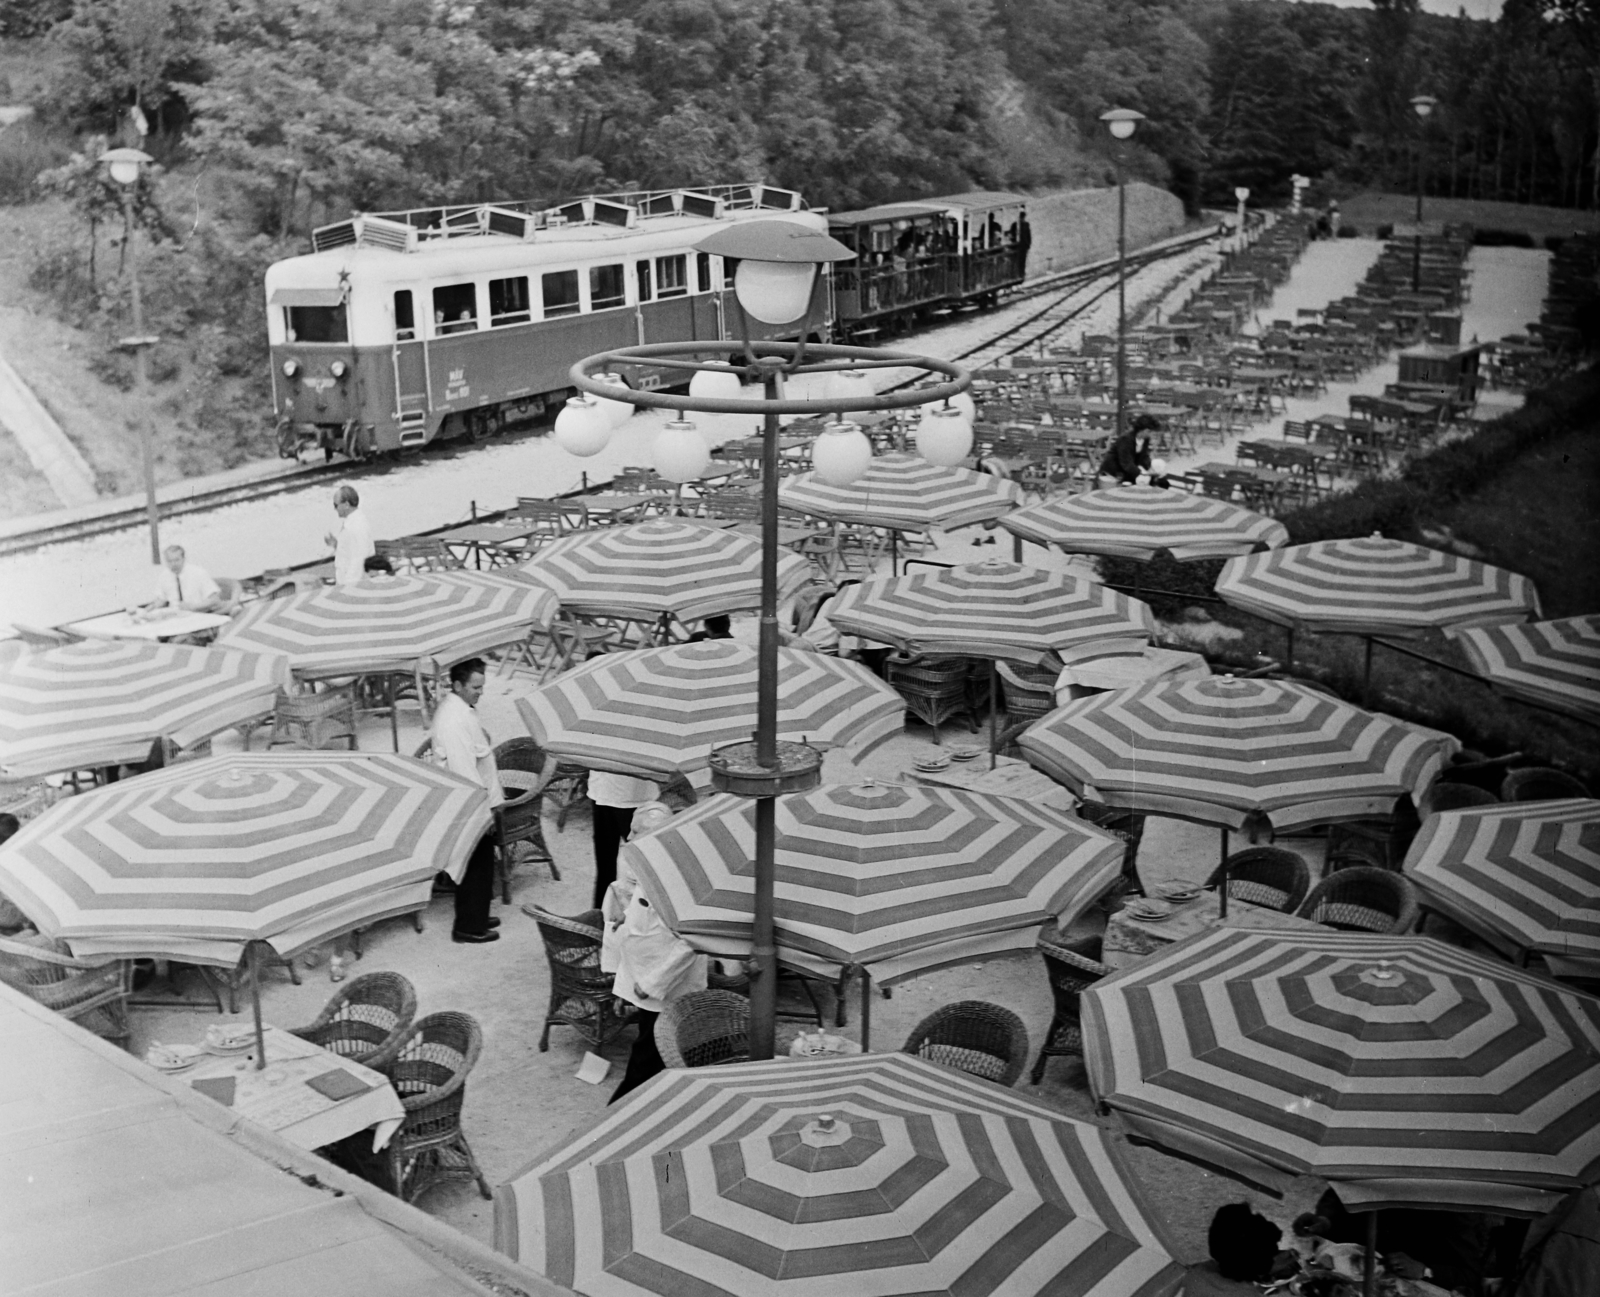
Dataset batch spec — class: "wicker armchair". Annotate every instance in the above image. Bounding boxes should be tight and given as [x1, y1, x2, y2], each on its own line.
[1031, 936, 1110, 1085]
[526, 906, 637, 1052]
[381, 1011, 491, 1203]
[1296, 866, 1420, 935]
[1205, 847, 1312, 913]
[1501, 767, 1590, 803]
[287, 971, 416, 1072]
[657, 990, 751, 1069]
[885, 654, 977, 733]
[263, 686, 359, 751]
[492, 738, 556, 901]
[0, 935, 133, 1040]
[1077, 803, 1147, 895]
[901, 1000, 1030, 1087]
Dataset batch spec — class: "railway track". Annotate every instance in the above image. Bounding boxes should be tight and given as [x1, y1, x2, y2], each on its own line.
[0, 227, 1222, 560]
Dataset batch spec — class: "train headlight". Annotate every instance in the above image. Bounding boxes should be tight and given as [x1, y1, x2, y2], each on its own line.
[330, 360, 348, 379]
[281, 359, 300, 378]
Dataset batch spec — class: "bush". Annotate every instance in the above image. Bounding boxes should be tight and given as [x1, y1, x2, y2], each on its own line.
[0, 117, 73, 204]
[1336, 224, 1359, 238]
[1473, 228, 1536, 248]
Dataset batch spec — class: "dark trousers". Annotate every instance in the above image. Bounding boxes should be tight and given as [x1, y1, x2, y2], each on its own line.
[453, 834, 496, 935]
[592, 803, 635, 910]
[609, 1010, 662, 1104]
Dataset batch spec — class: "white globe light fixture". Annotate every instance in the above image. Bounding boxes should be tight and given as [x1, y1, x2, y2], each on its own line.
[1410, 94, 1438, 121]
[591, 371, 634, 428]
[916, 403, 974, 467]
[652, 419, 711, 483]
[1100, 106, 1144, 141]
[811, 420, 873, 487]
[101, 145, 152, 188]
[735, 260, 816, 325]
[688, 368, 744, 402]
[551, 395, 612, 457]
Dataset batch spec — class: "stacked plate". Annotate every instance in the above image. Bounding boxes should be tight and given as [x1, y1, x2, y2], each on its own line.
[1123, 897, 1174, 923]
[913, 753, 952, 773]
[948, 744, 985, 763]
[1151, 882, 1201, 905]
[203, 1024, 257, 1056]
[145, 1043, 203, 1073]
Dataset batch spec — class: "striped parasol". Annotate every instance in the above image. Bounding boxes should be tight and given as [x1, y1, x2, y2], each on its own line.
[778, 452, 1023, 532]
[1000, 485, 1290, 562]
[1018, 676, 1455, 832]
[826, 560, 1155, 667]
[1404, 798, 1600, 975]
[515, 641, 904, 780]
[1082, 927, 1600, 1215]
[0, 751, 490, 965]
[1214, 535, 1539, 637]
[0, 638, 289, 778]
[518, 519, 810, 623]
[1447, 615, 1600, 723]
[622, 780, 1124, 982]
[216, 572, 556, 677]
[496, 1052, 1185, 1297]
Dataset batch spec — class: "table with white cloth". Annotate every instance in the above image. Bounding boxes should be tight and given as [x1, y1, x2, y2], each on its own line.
[65, 610, 233, 641]
[1103, 891, 1327, 969]
[909, 754, 1077, 814]
[179, 1025, 405, 1152]
[1054, 648, 1210, 703]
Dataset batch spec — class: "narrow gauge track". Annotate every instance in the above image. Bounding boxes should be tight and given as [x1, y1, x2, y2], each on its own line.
[1, 228, 1220, 559]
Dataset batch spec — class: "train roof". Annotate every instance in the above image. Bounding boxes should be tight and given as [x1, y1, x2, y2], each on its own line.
[827, 204, 948, 227]
[937, 191, 1028, 212]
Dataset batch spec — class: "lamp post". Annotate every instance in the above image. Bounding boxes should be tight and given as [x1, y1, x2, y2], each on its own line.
[1410, 95, 1438, 295]
[558, 219, 971, 1059]
[1100, 108, 1145, 443]
[1234, 187, 1251, 254]
[101, 146, 161, 565]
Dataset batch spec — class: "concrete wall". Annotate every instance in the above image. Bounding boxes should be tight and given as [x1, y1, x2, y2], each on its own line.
[1025, 182, 1187, 276]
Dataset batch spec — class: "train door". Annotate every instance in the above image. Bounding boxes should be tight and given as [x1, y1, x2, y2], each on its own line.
[390, 289, 430, 438]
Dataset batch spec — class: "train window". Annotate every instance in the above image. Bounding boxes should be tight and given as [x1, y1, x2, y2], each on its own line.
[432, 283, 478, 334]
[636, 260, 652, 302]
[696, 252, 711, 294]
[589, 264, 625, 310]
[656, 254, 687, 298]
[393, 290, 415, 341]
[541, 270, 580, 318]
[489, 276, 531, 326]
[286, 304, 347, 343]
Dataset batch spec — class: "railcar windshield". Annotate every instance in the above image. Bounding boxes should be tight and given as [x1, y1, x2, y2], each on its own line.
[285, 305, 348, 343]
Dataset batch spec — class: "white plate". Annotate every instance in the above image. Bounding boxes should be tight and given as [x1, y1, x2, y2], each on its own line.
[1125, 900, 1174, 922]
[203, 1041, 255, 1057]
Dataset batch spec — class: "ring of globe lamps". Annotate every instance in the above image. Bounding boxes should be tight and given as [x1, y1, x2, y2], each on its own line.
[811, 420, 873, 487]
[652, 419, 712, 484]
[916, 402, 975, 467]
[551, 395, 613, 457]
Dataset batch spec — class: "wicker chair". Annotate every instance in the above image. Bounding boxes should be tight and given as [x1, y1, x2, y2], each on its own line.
[263, 686, 359, 751]
[491, 738, 557, 901]
[996, 659, 1059, 727]
[1077, 803, 1147, 895]
[885, 654, 977, 732]
[1205, 847, 1312, 913]
[1501, 767, 1590, 803]
[900, 1000, 1030, 1087]
[374, 536, 465, 574]
[526, 906, 637, 1052]
[657, 990, 751, 1069]
[382, 1011, 492, 1203]
[1031, 935, 1110, 1085]
[287, 971, 417, 1072]
[1295, 866, 1420, 935]
[0, 935, 133, 1040]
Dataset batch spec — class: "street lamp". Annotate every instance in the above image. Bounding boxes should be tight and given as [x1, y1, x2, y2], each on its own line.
[559, 218, 970, 1059]
[1234, 187, 1251, 254]
[1100, 107, 1145, 443]
[100, 146, 161, 565]
[1410, 94, 1438, 295]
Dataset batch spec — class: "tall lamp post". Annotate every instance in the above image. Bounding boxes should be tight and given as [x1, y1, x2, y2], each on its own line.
[1234, 187, 1251, 254]
[1100, 108, 1145, 443]
[555, 219, 971, 1059]
[1410, 95, 1438, 295]
[101, 146, 161, 565]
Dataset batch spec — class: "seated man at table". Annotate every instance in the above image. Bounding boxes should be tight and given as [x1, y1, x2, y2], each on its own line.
[140, 545, 233, 617]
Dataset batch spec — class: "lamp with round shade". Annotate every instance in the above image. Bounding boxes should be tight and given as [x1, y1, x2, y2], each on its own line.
[652, 419, 711, 483]
[810, 420, 872, 487]
[1099, 107, 1145, 140]
[735, 261, 816, 325]
[694, 220, 855, 326]
[591, 371, 634, 428]
[551, 396, 612, 457]
[1411, 94, 1438, 121]
[915, 403, 974, 467]
[100, 146, 153, 187]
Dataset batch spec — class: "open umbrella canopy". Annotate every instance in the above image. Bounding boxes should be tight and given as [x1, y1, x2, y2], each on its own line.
[1000, 485, 1289, 562]
[0, 638, 288, 778]
[496, 1052, 1185, 1297]
[1082, 927, 1600, 1216]
[1215, 535, 1539, 638]
[1447, 615, 1600, 723]
[622, 780, 1124, 981]
[216, 571, 556, 678]
[518, 519, 810, 623]
[1018, 676, 1455, 832]
[515, 641, 904, 781]
[778, 452, 1023, 532]
[1404, 798, 1600, 975]
[0, 751, 490, 965]
[827, 560, 1155, 667]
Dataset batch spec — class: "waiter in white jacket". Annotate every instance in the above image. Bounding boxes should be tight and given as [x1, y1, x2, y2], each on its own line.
[325, 485, 375, 586]
[430, 658, 501, 944]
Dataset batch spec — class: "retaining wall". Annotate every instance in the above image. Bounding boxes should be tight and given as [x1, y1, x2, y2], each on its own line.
[1025, 182, 1187, 276]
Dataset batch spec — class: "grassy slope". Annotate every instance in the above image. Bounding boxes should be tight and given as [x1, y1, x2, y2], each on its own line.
[1339, 191, 1600, 241]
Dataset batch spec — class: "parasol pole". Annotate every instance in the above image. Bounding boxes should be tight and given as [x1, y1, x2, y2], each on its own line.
[1362, 1210, 1378, 1297]
[1218, 826, 1229, 918]
[858, 965, 872, 1051]
[989, 659, 999, 771]
[248, 940, 268, 1070]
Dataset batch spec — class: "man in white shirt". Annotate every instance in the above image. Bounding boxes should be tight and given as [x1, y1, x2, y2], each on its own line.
[325, 485, 375, 586]
[430, 658, 501, 944]
[587, 769, 659, 911]
[146, 544, 228, 614]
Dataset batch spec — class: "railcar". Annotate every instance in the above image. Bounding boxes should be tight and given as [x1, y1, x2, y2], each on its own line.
[264, 184, 827, 459]
[828, 190, 1029, 341]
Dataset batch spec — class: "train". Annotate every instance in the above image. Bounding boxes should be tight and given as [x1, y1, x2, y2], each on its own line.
[263, 184, 828, 459]
[827, 191, 1030, 341]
